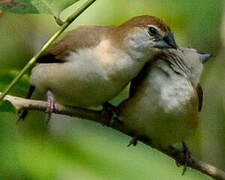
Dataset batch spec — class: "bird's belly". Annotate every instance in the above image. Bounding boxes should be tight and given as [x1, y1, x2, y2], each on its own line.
[137, 110, 197, 147]
[52, 76, 122, 107]
[122, 110, 197, 147]
[31, 62, 124, 107]
[120, 81, 199, 147]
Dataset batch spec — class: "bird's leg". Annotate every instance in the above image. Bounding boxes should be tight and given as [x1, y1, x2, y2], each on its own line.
[174, 142, 193, 175]
[128, 137, 138, 147]
[101, 102, 122, 126]
[181, 141, 193, 175]
[46, 90, 56, 122]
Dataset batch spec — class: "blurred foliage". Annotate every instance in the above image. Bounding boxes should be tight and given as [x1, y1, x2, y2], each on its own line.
[0, 70, 30, 96]
[0, 0, 80, 16]
[0, 100, 15, 112]
[0, 0, 224, 179]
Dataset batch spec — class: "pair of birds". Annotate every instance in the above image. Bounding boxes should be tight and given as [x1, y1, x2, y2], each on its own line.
[22, 15, 211, 149]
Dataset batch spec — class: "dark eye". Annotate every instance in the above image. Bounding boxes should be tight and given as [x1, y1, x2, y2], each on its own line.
[148, 26, 158, 35]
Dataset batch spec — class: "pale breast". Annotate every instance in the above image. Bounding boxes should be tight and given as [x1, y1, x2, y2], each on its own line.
[119, 62, 199, 146]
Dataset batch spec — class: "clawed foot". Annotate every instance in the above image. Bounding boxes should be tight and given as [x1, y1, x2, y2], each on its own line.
[101, 102, 122, 126]
[181, 142, 193, 175]
[128, 137, 138, 146]
[46, 90, 56, 123]
[176, 142, 193, 175]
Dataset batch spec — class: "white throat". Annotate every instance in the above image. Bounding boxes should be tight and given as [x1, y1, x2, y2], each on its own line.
[124, 29, 156, 61]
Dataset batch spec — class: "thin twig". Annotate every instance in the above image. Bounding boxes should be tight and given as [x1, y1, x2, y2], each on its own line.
[0, 0, 97, 102]
[2, 93, 225, 180]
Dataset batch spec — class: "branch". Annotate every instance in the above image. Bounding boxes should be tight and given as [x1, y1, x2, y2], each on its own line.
[3, 93, 225, 180]
[0, 0, 97, 102]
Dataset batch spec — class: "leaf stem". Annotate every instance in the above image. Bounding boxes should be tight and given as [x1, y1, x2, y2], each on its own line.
[0, 0, 97, 102]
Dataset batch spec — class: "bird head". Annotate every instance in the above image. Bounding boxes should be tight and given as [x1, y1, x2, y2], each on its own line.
[162, 48, 212, 86]
[112, 15, 178, 61]
[180, 48, 212, 86]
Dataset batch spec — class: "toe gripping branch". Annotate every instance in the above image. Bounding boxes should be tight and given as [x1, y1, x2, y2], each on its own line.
[174, 141, 193, 175]
[18, 87, 56, 123]
[46, 90, 56, 122]
[181, 141, 193, 175]
[101, 102, 138, 146]
[101, 102, 122, 126]
[128, 137, 138, 146]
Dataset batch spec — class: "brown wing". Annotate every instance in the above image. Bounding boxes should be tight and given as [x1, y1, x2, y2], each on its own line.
[37, 26, 115, 63]
[196, 83, 203, 112]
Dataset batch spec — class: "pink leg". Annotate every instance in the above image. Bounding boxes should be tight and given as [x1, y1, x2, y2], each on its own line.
[46, 90, 56, 122]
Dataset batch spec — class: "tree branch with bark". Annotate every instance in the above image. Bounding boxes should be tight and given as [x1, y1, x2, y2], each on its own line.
[1, 92, 225, 180]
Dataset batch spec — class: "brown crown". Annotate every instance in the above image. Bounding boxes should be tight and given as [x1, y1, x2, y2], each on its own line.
[120, 15, 170, 32]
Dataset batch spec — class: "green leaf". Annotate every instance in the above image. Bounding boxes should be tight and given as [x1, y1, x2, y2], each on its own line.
[0, 100, 15, 113]
[0, 70, 30, 97]
[0, 0, 80, 16]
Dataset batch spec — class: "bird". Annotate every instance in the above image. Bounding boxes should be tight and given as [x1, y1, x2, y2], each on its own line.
[118, 47, 211, 148]
[20, 15, 177, 120]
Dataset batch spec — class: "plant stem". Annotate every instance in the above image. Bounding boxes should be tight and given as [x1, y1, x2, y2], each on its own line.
[0, 0, 97, 102]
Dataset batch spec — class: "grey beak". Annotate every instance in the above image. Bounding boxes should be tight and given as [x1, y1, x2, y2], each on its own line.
[163, 31, 178, 49]
[198, 52, 212, 63]
[154, 31, 178, 49]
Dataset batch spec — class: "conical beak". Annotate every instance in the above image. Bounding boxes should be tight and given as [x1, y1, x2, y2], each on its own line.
[163, 31, 178, 49]
[198, 52, 212, 63]
[154, 31, 178, 49]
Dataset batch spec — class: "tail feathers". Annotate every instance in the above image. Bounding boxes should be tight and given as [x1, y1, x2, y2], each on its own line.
[17, 85, 35, 121]
[17, 109, 29, 121]
[25, 85, 36, 99]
